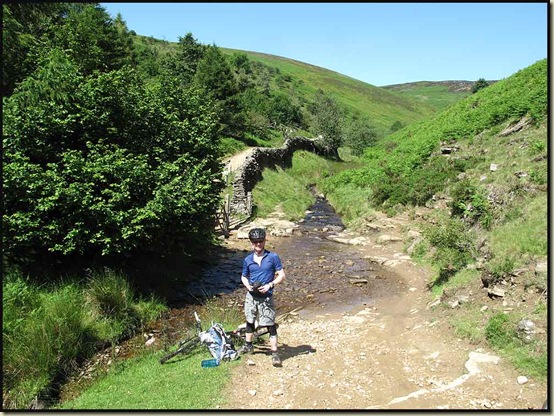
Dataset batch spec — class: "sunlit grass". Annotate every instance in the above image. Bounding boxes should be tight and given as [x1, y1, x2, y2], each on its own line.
[57, 351, 240, 410]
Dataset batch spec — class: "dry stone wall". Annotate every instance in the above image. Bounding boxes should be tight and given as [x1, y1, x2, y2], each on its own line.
[229, 137, 337, 216]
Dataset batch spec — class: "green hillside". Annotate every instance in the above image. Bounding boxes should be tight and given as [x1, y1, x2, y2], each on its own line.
[382, 81, 474, 111]
[221, 48, 438, 136]
[322, 57, 547, 287]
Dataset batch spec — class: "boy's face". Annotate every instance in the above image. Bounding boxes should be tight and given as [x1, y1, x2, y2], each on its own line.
[250, 238, 265, 254]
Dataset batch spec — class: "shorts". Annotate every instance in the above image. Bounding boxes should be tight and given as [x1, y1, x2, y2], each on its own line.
[244, 292, 276, 327]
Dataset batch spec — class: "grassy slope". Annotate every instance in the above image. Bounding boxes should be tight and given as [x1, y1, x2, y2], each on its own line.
[382, 82, 473, 111]
[222, 48, 438, 136]
[131, 36, 467, 138]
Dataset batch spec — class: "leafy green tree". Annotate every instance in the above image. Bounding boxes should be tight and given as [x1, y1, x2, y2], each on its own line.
[194, 45, 237, 101]
[50, 3, 134, 75]
[3, 51, 223, 267]
[311, 89, 344, 150]
[2, 3, 69, 95]
[169, 32, 206, 85]
[266, 92, 303, 128]
[194, 45, 244, 137]
[344, 116, 377, 156]
[472, 78, 489, 94]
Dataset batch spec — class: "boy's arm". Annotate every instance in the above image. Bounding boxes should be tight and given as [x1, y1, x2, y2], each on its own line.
[271, 269, 285, 288]
[241, 275, 253, 291]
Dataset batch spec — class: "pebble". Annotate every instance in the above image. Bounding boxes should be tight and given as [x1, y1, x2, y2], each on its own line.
[517, 376, 529, 385]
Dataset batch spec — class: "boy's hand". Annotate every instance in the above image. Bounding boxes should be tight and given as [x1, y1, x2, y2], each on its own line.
[258, 283, 271, 293]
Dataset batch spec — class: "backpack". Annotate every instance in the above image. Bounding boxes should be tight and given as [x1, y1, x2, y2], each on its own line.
[199, 323, 239, 362]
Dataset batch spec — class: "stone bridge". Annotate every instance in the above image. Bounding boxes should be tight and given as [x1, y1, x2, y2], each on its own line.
[226, 136, 337, 223]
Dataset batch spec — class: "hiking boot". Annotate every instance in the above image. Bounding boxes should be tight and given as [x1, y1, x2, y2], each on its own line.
[238, 343, 254, 355]
[272, 352, 282, 367]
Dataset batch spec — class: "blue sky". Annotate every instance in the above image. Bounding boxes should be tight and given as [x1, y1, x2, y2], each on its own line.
[101, 2, 548, 86]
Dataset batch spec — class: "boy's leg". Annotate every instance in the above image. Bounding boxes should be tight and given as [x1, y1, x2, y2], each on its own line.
[259, 297, 282, 366]
[240, 293, 257, 354]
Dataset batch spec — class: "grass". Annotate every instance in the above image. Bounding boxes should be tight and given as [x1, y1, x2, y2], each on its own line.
[252, 150, 360, 220]
[382, 82, 472, 111]
[222, 48, 438, 137]
[57, 350, 240, 409]
[449, 303, 486, 344]
[485, 313, 547, 379]
[450, 304, 548, 379]
[56, 297, 244, 410]
[2, 268, 167, 409]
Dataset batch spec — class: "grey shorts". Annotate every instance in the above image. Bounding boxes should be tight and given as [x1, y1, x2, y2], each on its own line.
[244, 292, 276, 327]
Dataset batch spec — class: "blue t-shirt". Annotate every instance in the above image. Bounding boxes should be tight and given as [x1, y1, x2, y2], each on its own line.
[242, 250, 283, 296]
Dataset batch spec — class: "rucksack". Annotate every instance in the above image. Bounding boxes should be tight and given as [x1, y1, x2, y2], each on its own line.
[199, 323, 239, 362]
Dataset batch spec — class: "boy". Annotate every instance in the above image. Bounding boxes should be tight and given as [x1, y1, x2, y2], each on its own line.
[239, 228, 286, 367]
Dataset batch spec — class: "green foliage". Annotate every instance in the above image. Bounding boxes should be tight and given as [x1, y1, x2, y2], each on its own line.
[449, 179, 493, 229]
[48, 4, 134, 76]
[3, 269, 166, 409]
[223, 48, 438, 137]
[422, 218, 475, 286]
[471, 78, 490, 94]
[86, 268, 134, 320]
[2, 3, 70, 95]
[266, 91, 303, 127]
[171, 32, 206, 85]
[382, 82, 471, 112]
[324, 59, 547, 208]
[489, 194, 547, 266]
[388, 120, 406, 134]
[253, 151, 343, 220]
[344, 116, 377, 156]
[485, 313, 547, 378]
[310, 89, 344, 150]
[3, 52, 223, 266]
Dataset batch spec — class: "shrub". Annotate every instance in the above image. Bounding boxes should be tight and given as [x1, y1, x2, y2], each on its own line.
[449, 179, 493, 230]
[422, 218, 475, 287]
[485, 313, 513, 347]
[3, 61, 223, 267]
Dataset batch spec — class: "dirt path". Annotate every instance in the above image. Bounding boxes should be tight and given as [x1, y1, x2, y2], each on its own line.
[223, 148, 255, 175]
[221, 213, 546, 410]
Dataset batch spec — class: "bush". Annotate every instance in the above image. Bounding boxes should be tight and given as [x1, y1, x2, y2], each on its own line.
[422, 218, 475, 286]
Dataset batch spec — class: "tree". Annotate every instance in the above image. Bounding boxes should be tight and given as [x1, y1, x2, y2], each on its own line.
[2, 3, 69, 95]
[194, 45, 244, 137]
[49, 3, 134, 75]
[344, 116, 377, 156]
[311, 89, 344, 150]
[266, 92, 302, 127]
[3, 56, 223, 267]
[472, 78, 489, 94]
[170, 32, 206, 85]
